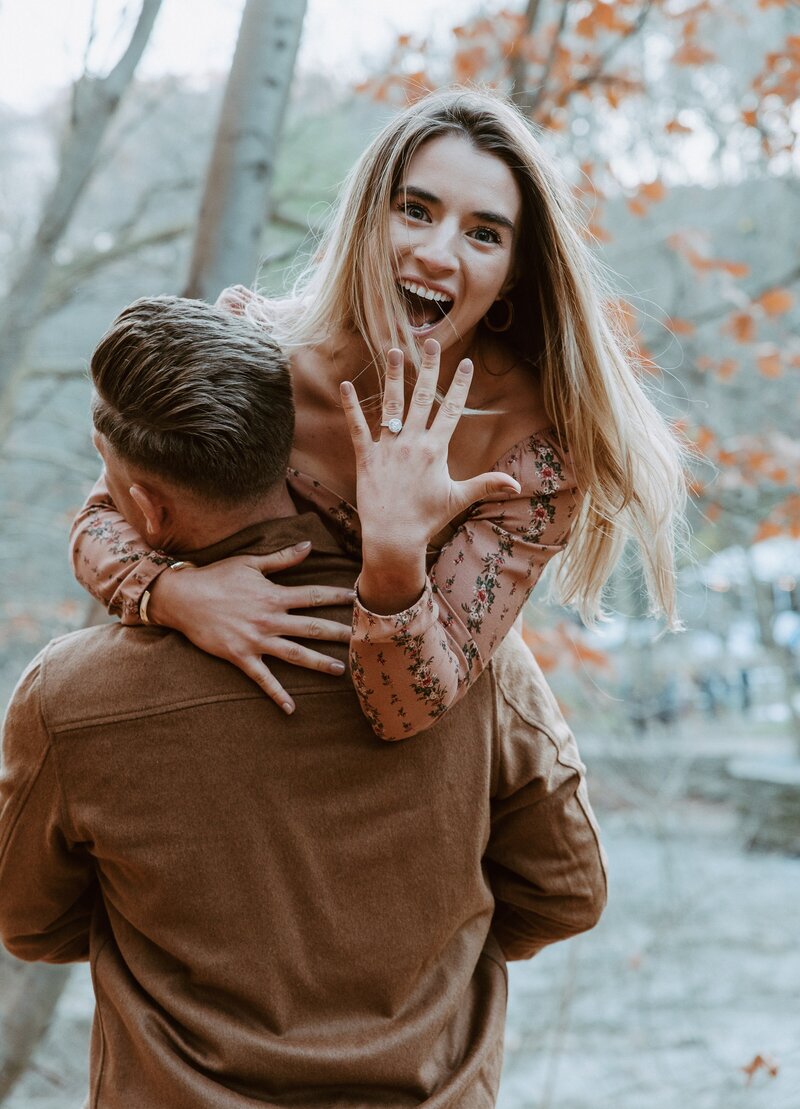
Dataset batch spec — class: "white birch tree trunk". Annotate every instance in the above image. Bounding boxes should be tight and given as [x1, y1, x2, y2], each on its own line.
[0, 0, 163, 408]
[184, 0, 308, 301]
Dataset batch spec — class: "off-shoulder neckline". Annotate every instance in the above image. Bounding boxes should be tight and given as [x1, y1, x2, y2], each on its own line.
[288, 424, 562, 513]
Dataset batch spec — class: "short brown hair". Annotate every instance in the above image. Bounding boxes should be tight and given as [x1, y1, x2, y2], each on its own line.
[91, 296, 294, 504]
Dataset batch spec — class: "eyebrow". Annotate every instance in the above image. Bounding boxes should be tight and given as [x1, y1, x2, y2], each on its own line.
[398, 185, 516, 234]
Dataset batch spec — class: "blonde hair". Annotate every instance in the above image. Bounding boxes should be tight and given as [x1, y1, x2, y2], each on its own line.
[254, 88, 687, 626]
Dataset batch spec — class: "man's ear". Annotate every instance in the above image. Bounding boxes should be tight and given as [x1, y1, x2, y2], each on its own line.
[128, 483, 169, 540]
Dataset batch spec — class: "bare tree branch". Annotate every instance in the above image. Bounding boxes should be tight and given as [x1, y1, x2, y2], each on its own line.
[529, 0, 571, 116]
[663, 264, 800, 332]
[525, 0, 656, 118]
[569, 0, 655, 97]
[10, 367, 87, 383]
[0, 0, 163, 407]
[43, 224, 191, 315]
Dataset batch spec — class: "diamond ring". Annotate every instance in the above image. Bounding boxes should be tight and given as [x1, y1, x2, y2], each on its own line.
[381, 417, 403, 434]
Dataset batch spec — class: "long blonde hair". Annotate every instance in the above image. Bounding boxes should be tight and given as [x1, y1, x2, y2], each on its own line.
[257, 88, 687, 627]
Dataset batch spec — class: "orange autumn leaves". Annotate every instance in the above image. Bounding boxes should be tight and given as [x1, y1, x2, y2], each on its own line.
[740, 1053, 779, 1085]
[522, 621, 611, 675]
[757, 288, 794, 317]
[754, 495, 800, 542]
[721, 288, 794, 379]
[725, 290, 794, 347]
[626, 179, 667, 218]
[680, 423, 800, 539]
[575, 0, 633, 39]
[663, 230, 795, 382]
[666, 232, 750, 280]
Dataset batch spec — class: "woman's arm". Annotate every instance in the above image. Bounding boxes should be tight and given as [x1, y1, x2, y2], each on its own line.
[70, 474, 174, 624]
[340, 341, 577, 740]
[69, 474, 356, 712]
[350, 435, 577, 738]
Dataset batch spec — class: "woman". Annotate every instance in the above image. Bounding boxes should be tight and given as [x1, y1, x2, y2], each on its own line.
[71, 88, 686, 739]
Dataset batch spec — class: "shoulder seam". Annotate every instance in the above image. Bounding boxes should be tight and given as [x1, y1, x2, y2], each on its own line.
[40, 645, 80, 841]
[494, 675, 584, 769]
[49, 686, 355, 733]
[0, 737, 52, 863]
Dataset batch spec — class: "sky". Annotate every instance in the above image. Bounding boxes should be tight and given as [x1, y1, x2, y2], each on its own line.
[0, 0, 488, 113]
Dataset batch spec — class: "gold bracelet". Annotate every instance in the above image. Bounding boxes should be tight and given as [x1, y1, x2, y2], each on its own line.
[139, 561, 195, 625]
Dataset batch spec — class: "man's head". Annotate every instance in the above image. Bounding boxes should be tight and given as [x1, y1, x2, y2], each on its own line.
[90, 296, 295, 551]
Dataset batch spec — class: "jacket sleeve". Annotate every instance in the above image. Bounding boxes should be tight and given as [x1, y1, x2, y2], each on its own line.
[484, 633, 607, 961]
[69, 473, 173, 625]
[0, 653, 96, 963]
[349, 432, 579, 739]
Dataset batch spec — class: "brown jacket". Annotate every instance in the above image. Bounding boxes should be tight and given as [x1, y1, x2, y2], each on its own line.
[0, 513, 606, 1108]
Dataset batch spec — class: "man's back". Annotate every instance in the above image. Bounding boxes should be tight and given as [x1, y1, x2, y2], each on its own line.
[0, 517, 605, 1108]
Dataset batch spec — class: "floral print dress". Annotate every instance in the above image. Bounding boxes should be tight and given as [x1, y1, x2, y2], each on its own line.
[70, 430, 577, 740]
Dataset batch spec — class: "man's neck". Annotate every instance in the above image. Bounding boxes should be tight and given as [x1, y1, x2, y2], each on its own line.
[165, 482, 299, 554]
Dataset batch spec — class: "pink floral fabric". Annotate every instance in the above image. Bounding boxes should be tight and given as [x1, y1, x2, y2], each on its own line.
[347, 432, 578, 738]
[70, 430, 577, 736]
[70, 478, 175, 623]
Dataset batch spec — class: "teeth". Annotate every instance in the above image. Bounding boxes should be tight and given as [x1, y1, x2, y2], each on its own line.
[399, 280, 452, 304]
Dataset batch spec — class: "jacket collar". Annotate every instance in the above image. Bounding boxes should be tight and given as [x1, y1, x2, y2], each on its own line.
[179, 512, 346, 567]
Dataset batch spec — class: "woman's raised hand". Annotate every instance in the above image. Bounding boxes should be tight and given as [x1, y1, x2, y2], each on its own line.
[340, 338, 521, 556]
[145, 542, 355, 714]
[339, 338, 521, 615]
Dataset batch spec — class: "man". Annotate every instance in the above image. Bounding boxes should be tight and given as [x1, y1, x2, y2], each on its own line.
[0, 297, 606, 1107]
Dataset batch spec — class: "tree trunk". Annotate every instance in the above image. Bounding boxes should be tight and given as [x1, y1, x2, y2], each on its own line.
[509, 0, 544, 108]
[0, 0, 163, 410]
[184, 0, 308, 301]
[0, 960, 71, 1100]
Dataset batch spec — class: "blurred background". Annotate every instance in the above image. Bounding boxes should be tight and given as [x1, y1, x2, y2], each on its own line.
[0, 1, 798, 1106]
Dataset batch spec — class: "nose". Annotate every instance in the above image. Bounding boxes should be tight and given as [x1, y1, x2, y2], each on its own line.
[412, 221, 458, 275]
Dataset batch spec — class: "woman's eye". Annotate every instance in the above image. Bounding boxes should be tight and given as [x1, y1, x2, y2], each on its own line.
[472, 227, 502, 245]
[401, 202, 429, 221]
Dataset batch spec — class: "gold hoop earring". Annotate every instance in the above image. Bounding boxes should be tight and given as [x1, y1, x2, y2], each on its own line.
[484, 296, 514, 333]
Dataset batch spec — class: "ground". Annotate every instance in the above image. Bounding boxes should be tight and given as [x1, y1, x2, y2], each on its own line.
[5, 788, 797, 1109]
[499, 801, 798, 1109]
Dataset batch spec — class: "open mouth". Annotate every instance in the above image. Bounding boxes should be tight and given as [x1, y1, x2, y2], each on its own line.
[397, 280, 454, 333]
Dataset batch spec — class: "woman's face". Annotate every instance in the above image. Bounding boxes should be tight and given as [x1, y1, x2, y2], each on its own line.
[388, 132, 521, 353]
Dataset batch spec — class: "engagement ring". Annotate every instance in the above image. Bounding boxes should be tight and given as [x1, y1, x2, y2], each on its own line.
[381, 418, 403, 434]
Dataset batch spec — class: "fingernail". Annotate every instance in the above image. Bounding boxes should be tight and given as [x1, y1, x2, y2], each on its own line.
[423, 338, 439, 356]
[388, 348, 403, 365]
[347, 590, 357, 600]
[294, 540, 311, 551]
[281, 701, 295, 715]
[330, 661, 346, 674]
[458, 359, 473, 374]
[340, 380, 354, 396]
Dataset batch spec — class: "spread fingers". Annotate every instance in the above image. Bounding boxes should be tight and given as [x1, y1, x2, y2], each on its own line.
[380, 348, 406, 434]
[405, 337, 441, 431]
[431, 358, 474, 442]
